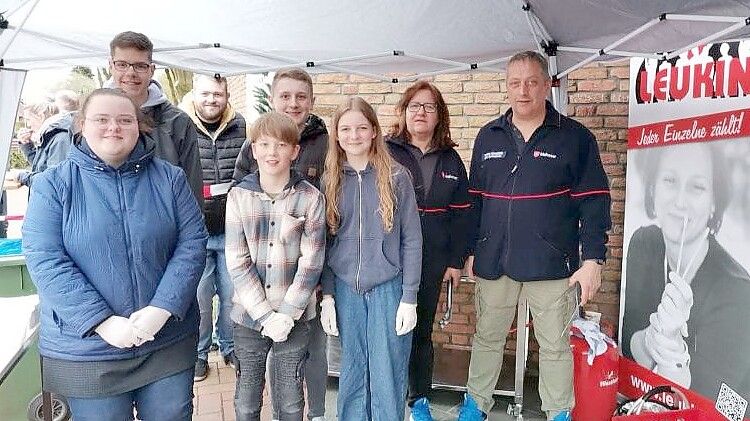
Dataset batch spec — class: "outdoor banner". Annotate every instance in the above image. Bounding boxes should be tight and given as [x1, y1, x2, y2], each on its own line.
[620, 42, 750, 420]
[0, 68, 26, 193]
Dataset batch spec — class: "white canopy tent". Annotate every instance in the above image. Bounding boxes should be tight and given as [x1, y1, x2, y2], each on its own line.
[3, 0, 750, 180]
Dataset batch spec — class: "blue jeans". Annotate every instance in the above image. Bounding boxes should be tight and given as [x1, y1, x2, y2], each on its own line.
[234, 321, 311, 421]
[197, 233, 235, 360]
[335, 275, 413, 421]
[66, 368, 194, 421]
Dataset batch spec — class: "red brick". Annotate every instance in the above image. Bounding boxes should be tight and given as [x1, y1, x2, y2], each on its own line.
[472, 72, 504, 81]
[597, 103, 628, 116]
[435, 73, 472, 81]
[443, 93, 474, 104]
[312, 83, 341, 94]
[575, 105, 597, 117]
[600, 152, 618, 164]
[464, 104, 500, 115]
[572, 116, 603, 128]
[314, 73, 350, 83]
[610, 92, 629, 103]
[569, 66, 608, 80]
[569, 92, 606, 104]
[609, 67, 630, 79]
[577, 79, 617, 91]
[464, 81, 500, 92]
[377, 104, 397, 116]
[475, 92, 506, 104]
[342, 84, 358, 94]
[451, 334, 470, 345]
[604, 116, 629, 128]
[359, 83, 392, 94]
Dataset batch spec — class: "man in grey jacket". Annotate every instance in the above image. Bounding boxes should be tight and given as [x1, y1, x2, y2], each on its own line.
[106, 31, 203, 204]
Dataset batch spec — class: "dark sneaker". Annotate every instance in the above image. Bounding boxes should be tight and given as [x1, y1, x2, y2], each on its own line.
[223, 351, 238, 370]
[457, 393, 486, 421]
[194, 358, 208, 382]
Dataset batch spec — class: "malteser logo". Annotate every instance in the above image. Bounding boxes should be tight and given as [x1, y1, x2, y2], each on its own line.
[533, 150, 557, 159]
[441, 171, 458, 181]
[599, 370, 618, 388]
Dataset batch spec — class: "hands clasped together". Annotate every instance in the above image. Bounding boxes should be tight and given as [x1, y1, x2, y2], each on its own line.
[94, 306, 172, 349]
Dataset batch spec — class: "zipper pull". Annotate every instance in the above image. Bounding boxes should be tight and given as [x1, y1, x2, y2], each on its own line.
[510, 155, 521, 174]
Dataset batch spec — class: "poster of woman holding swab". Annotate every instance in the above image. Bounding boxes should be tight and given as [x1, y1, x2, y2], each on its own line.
[620, 42, 750, 415]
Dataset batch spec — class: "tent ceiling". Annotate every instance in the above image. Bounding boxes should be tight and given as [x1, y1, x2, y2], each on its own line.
[2, 0, 750, 80]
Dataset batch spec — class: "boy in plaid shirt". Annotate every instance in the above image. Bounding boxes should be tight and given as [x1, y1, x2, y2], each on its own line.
[226, 112, 326, 421]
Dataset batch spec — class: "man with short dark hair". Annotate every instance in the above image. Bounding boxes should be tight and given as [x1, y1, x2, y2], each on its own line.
[107, 31, 202, 203]
[456, 51, 611, 421]
[180, 74, 245, 381]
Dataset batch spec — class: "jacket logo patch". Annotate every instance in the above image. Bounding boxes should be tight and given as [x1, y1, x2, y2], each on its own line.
[482, 151, 506, 160]
[533, 150, 557, 159]
[441, 171, 458, 181]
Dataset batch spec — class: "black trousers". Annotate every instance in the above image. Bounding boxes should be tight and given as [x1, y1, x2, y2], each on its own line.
[407, 254, 447, 404]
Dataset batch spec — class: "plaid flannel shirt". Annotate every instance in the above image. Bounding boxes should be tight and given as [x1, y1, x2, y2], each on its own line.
[226, 171, 326, 330]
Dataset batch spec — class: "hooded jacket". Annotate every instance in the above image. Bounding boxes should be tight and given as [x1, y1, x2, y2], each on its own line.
[233, 114, 328, 188]
[321, 163, 423, 303]
[180, 99, 247, 234]
[104, 80, 204, 205]
[22, 134, 208, 361]
[18, 112, 76, 187]
[226, 170, 326, 330]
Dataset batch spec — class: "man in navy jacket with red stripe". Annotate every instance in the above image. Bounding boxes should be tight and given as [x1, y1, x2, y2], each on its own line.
[456, 51, 611, 421]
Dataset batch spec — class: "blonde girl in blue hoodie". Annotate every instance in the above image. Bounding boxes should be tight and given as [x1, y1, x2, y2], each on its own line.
[319, 96, 422, 420]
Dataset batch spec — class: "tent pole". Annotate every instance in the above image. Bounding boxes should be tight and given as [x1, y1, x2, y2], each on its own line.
[0, 0, 41, 61]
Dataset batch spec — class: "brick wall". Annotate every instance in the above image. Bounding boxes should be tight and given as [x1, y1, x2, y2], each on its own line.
[232, 63, 631, 363]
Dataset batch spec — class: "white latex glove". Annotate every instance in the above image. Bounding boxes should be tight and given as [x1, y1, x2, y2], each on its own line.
[261, 312, 294, 342]
[653, 271, 693, 337]
[320, 295, 339, 336]
[95, 316, 139, 349]
[645, 325, 691, 387]
[395, 302, 417, 336]
[129, 306, 172, 344]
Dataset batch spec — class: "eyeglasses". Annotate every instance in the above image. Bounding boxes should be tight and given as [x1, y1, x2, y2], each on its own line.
[86, 116, 137, 127]
[407, 102, 438, 113]
[111, 60, 152, 73]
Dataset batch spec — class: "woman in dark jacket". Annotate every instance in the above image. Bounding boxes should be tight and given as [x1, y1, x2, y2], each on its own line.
[388, 81, 471, 421]
[22, 88, 208, 421]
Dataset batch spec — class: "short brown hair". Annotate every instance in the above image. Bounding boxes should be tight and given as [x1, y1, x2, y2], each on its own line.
[76, 88, 152, 133]
[249, 112, 300, 146]
[508, 50, 550, 79]
[391, 80, 454, 149]
[110, 31, 154, 61]
[271, 68, 313, 96]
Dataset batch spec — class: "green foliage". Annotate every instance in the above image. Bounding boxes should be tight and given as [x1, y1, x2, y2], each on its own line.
[9, 147, 29, 170]
[254, 82, 272, 115]
[72, 66, 94, 79]
[160, 68, 194, 105]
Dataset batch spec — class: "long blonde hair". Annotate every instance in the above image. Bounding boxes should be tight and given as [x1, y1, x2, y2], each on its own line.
[324, 97, 396, 234]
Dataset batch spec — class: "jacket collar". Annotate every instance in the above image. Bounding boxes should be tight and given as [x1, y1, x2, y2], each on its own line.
[179, 97, 238, 139]
[490, 100, 561, 130]
[70, 132, 156, 173]
[234, 169, 306, 196]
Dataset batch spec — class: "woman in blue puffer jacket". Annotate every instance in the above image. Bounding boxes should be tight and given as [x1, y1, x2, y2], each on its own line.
[22, 88, 208, 421]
